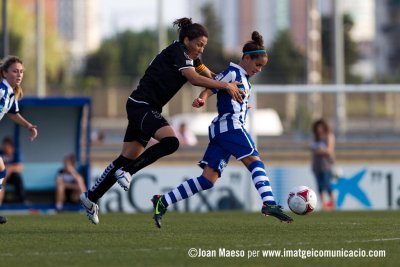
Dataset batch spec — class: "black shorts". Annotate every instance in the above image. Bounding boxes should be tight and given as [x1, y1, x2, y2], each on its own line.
[123, 98, 169, 147]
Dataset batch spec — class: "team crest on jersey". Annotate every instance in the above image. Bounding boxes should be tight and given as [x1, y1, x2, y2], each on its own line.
[215, 73, 224, 81]
[151, 110, 162, 119]
[218, 159, 228, 172]
[184, 51, 191, 60]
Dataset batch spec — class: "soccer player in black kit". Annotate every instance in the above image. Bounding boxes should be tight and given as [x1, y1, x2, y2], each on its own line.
[80, 17, 243, 224]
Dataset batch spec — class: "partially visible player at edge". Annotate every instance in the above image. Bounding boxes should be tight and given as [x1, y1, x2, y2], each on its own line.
[0, 56, 38, 224]
[80, 17, 244, 224]
[151, 31, 293, 228]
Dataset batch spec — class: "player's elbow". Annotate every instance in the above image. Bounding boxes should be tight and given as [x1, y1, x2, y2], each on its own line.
[186, 73, 203, 87]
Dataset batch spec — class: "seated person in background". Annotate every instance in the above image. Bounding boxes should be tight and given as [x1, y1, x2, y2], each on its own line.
[0, 137, 25, 205]
[55, 154, 87, 211]
[176, 122, 198, 146]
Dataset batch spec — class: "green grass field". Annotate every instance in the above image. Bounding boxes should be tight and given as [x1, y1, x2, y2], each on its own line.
[0, 211, 399, 267]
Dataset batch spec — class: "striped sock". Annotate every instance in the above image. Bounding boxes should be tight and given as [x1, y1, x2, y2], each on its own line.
[248, 160, 277, 205]
[161, 175, 214, 207]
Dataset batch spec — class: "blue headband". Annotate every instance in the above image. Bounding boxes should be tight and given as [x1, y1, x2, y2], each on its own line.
[243, 49, 266, 55]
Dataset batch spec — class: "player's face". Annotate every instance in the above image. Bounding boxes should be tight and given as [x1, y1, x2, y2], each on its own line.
[316, 125, 326, 137]
[3, 62, 24, 88]
[2, 143, 13, 155]
[242, 55, 268, 76]
[184, 36, 208, 60]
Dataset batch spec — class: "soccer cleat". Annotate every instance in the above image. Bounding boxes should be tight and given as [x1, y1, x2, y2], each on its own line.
[152, 195, 167, 228]
[80, 192, 99, 225]
[0, 216, 7, 224]
[262, 204, 293, 223]
[115, 169, 132, 191]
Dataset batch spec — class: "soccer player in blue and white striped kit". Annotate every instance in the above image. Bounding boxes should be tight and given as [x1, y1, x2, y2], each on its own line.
[152, 31, 293, 227]
[0, 56, 38, 224]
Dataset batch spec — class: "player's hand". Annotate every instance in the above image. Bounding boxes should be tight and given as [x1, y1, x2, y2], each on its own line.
[225, 81, 244, 103]
[28, 125, 38, 141]
[192, 98, 205, 108]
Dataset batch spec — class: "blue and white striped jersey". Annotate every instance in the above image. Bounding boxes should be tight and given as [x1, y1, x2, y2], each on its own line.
[0, 79, 19, 121]
[209, 62, 251, 139]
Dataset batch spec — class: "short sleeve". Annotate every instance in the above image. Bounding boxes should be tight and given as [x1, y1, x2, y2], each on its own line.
[194, 58, 206, 73]
[173, 44, 195, 71]
[8, 98, 19, 114]
[211, 70, 235, 94]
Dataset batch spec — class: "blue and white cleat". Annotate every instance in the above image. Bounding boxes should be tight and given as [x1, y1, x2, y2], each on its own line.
[115, 168, 132, 191]
[80, 192, 99, 225]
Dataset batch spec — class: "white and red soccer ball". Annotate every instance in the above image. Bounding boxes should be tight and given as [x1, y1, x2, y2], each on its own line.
[287, 186, 317, 215]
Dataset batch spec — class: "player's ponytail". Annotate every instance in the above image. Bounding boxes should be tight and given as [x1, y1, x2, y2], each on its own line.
[251, 31, 264, 47]
[242, 31, 268, 59]
[0, 56, 24, 100]
[173, 17, 208, 43]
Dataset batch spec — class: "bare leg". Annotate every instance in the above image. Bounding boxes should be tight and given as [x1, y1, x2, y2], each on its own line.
[56, 178, 66, 210]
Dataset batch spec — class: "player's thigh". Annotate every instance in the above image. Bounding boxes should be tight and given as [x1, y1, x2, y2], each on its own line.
[199, 141, 231, 178]
[154, 125, 177, 141]
[215, 129, 259, 161]
[139, 109, 173, 141]
[121, 141, 146, 159]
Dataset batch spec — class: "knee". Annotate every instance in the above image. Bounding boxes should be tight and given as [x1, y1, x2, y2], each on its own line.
[160, 136, 180, 155]
[56, 178, 65, 188]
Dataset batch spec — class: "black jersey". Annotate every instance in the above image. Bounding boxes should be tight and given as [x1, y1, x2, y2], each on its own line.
[130, 41, 205, 112]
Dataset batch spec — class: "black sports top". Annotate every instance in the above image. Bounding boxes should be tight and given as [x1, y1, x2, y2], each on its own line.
[130, 41, 206, 112]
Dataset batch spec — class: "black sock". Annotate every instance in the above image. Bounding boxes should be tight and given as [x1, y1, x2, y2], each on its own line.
[123, 136, 179, 175]
[88, 155, 131, 202]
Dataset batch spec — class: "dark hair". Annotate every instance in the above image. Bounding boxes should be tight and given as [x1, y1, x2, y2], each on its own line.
[2, 137, 14, 147]
[242, 31, 268, 59]
[64, 154, 76, 165]
[0, 55, 24, 99]
[173, 17, 208, 43]
[312, 118, 331, 141]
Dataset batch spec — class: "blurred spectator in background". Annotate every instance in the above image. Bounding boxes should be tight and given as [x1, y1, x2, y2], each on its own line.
[55, 154, 86, 211]
[176, 122, 198, 146]
[91, 129, 105, 144]
[0, 137, 26, 205]
[310, 119, 336, 211]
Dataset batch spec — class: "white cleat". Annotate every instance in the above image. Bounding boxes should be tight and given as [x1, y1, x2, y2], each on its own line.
[115, 169, 132, 191]
[80, 192, 99, 225]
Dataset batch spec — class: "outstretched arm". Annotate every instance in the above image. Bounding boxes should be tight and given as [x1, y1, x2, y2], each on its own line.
[198, 66, 216, 79]
[182, 68, 244, 103]
[7, 113, 38, 141]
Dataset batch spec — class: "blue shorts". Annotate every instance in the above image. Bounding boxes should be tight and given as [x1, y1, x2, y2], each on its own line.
[198, 129, 259, 177]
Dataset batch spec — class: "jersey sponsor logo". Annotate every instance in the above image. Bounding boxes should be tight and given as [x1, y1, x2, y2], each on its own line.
[183, 51, 191, 60]
[215, 73, 224, 81]
[218, 159, 228, 172]
[151, 110, 162, 119]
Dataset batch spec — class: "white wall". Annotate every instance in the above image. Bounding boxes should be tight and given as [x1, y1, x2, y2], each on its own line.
[92, 163, 400, 213]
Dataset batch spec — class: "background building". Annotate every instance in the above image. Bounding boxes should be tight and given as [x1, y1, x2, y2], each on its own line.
[57, 0, 100, 71]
